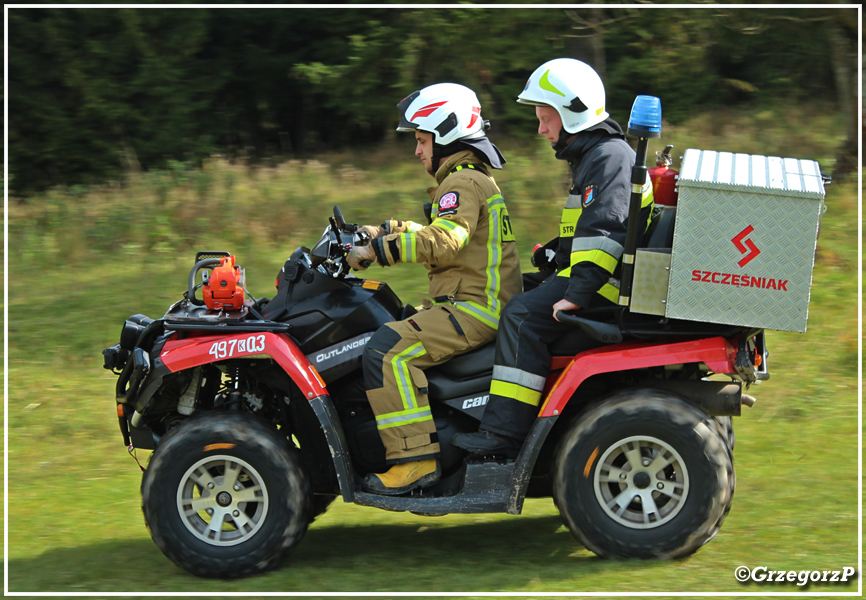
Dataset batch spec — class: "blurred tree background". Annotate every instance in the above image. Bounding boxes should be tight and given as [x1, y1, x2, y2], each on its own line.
[7, 4, 859, 197]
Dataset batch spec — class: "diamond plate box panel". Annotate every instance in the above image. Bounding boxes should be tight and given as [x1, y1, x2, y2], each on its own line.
[665, 149, 825, 333]
[631, 249, 671, 316]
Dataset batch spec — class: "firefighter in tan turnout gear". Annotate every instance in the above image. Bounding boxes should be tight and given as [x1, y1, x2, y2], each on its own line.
[347, 83, 522, 495]
[452, 58, 655, 456]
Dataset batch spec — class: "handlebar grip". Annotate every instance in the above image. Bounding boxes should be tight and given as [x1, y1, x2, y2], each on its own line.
[360, 260, 372, 268]
[333, 205, 347, 230]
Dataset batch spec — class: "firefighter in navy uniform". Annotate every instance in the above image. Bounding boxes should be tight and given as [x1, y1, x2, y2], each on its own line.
[347, 83, 522, 494]
[452, 58, 655, 455]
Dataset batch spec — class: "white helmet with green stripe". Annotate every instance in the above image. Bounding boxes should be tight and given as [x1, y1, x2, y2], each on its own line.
[517, 58, 609, 134]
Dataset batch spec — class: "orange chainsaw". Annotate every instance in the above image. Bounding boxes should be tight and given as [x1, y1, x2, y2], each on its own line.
[188, 251, 246, 311]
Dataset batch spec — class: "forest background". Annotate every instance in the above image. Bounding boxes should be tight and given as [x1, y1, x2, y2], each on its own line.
[7, 4, 860, 196]
[4, 3, 862, 596]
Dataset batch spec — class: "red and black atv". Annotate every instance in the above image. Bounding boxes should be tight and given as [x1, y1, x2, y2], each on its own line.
[102, 200, 767, 579]
[104, 95, 827, 578]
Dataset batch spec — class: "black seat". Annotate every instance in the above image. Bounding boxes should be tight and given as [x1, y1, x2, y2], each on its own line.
[430, 342, 495, 380]
[425, 343, 495, 401]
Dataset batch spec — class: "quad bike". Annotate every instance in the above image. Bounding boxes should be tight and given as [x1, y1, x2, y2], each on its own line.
[102, 201, 766, 578]
[103, 98, 822, 579]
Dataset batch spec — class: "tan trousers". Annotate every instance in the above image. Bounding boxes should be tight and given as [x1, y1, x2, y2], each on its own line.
[362, 305, 497, 464]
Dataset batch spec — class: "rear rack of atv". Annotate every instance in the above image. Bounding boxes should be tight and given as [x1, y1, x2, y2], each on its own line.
[556, 306, 768, 383]
[556, 306, 748, 343]
[162, 299, 291, 333]
[164, 319, 291, 333]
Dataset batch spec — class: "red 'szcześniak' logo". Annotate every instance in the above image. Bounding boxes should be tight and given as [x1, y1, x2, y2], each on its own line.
[690, 224, 789, 292]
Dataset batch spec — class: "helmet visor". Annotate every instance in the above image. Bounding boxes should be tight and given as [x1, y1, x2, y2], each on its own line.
[396, 90, 421, 132]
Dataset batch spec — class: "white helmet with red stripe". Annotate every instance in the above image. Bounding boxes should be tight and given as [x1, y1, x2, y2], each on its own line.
[396, 83, 486, 145]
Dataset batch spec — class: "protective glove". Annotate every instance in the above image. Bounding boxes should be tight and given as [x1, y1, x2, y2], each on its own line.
[359, 224, 386, 239]
[531, 238, 558, 270]
[347, 244, 376, 270]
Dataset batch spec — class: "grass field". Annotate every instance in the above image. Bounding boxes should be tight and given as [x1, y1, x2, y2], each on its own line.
[5, 105, 860, 596]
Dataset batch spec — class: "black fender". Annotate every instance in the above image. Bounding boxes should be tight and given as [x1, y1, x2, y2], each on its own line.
[308, 394, 356, 502]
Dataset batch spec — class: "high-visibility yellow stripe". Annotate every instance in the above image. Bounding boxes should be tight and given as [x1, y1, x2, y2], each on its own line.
[377, 414, 434, 430]
[490, 380, 543, 407]
[559, 207, 581, 238]
[453, 300, 499, 330]
[492, 365, 546, 390]
[431, 218, 470, 248]
[400, 233, 417, 263]
[376, 406, 433, 430]
[391, 342, 426, 409]
[642, 179, 655, 228]
[484, 193, 505, 319]
[568, 248, 619, 274]
[376, 405, 431, 422]
[597, 282, 620, 303]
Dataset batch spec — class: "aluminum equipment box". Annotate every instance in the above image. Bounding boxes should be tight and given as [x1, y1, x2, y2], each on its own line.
[631, 149, 825, 333]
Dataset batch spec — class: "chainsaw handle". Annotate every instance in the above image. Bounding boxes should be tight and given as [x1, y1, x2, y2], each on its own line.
[187, 258, 222, 306]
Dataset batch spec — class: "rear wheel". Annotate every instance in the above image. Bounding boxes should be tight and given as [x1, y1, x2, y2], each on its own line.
[712, 416, 736, 452]
[710, 416, 737, 529]
[141, 411, 311, 578]
[553, 389, 732, 559]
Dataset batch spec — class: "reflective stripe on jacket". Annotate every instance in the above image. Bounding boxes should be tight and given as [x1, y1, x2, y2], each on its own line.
[372, 150, 522, 329]
[553, 124, 654, 306]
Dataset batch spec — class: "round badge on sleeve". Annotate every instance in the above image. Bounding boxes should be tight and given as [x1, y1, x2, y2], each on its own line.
[438, 191, 460, 215]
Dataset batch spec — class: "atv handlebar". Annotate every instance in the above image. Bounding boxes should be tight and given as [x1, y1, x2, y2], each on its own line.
[309, 205, 371, 278]
[332, 205, 353, 233]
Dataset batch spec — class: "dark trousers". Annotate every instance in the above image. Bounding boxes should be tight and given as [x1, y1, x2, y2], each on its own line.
[480, 275, 601, 440]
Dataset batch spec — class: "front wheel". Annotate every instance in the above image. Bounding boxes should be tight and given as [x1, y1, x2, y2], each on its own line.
[553, 389, 732, 559]
[141, 411, 311, 578]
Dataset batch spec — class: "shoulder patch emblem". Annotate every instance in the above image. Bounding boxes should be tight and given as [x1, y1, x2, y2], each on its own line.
[582, 185, 596, 208]
[438, 191, 460, 214]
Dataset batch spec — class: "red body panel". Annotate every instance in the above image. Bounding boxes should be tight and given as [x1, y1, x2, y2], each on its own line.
[540, 337, 738, 417]
[160, 331, 327, 399]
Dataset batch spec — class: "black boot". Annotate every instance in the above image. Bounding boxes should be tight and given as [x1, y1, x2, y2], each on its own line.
[451, 430, 522, 456]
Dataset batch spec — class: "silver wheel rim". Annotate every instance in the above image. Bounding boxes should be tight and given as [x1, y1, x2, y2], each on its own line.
[177, 454, 269, 546]
[593, 435, 689, 529]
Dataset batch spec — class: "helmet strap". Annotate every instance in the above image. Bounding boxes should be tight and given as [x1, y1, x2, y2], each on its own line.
[552, 127, 572, 152]
[431, 140, 463, 173]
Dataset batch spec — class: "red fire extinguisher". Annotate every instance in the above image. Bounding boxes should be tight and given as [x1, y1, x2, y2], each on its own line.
[648, 144, 679, 206]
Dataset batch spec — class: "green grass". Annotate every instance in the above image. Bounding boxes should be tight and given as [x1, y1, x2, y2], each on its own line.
[5, 105, 859, 596]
